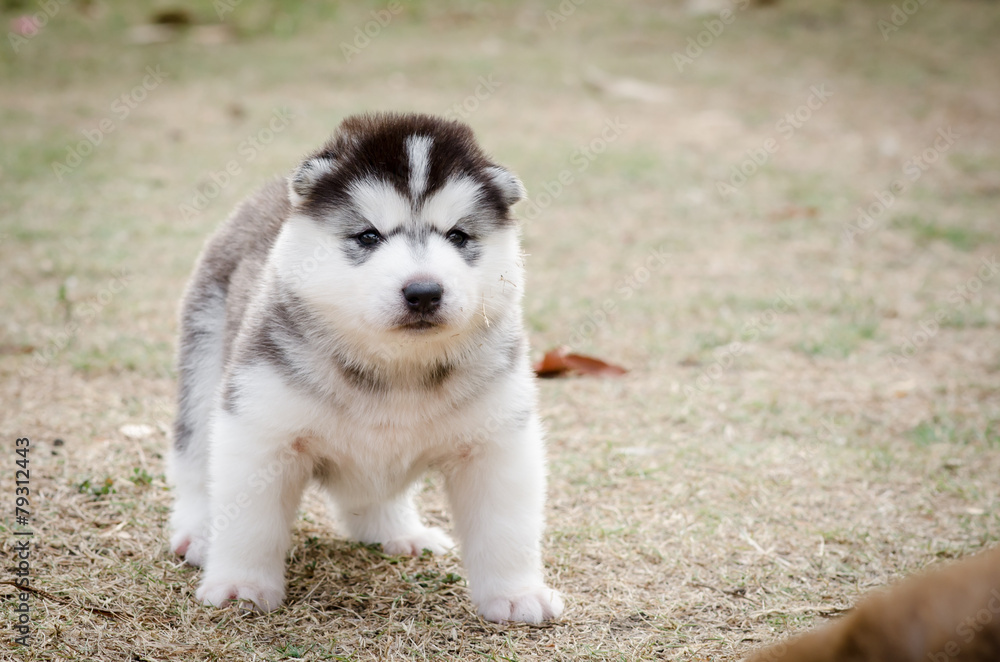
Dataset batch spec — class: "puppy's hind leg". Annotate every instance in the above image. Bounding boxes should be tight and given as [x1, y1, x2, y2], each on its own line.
[331, 487, 454, 557]
[169, 283, 227, 567]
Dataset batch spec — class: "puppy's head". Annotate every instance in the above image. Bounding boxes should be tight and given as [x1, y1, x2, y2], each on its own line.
[276, 113, 525, 352]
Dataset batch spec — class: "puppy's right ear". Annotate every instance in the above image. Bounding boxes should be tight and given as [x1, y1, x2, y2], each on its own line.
[289, 156, 337, 207]
[484, 165, 526, 207]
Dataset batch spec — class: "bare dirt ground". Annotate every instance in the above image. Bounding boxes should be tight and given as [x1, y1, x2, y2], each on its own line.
[2, 1, 999, 660]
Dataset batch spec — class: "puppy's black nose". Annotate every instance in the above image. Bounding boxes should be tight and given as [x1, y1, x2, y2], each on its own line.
[402, 281, 443, 314]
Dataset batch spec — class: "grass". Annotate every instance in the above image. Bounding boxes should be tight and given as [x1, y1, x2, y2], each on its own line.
[2, 0, 1000, 660]
[793, 317, 879, 358]
[891, 214, 988, 252]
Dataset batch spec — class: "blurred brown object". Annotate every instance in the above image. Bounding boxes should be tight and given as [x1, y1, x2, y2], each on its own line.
[534, 346, 627, 378]
[747, 546, 1000, 662]
[151, 8, 194, 26]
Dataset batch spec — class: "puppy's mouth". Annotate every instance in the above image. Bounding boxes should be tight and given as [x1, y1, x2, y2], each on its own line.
[399, 320, 438, 331]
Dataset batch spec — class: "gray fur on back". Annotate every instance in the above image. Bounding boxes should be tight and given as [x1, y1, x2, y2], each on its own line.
[174, 178, 289, 452]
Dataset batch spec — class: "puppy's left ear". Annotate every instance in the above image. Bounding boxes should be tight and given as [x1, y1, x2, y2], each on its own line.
[484, 166, 526, 207]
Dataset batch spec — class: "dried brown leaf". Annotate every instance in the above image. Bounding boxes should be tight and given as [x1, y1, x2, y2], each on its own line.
[534, 346, 627, 378]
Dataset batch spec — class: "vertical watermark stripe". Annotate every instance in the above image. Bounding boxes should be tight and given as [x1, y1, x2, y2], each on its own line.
[12, 436, 33, 647]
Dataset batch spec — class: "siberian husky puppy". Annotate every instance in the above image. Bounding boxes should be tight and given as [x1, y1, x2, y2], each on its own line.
[168, 113, 562, 623]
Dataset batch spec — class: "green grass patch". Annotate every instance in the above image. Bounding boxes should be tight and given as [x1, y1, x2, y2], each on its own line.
[892, 214, 988, 252]
[907, 415, 1000, 448]
[794, 317, 879, 358]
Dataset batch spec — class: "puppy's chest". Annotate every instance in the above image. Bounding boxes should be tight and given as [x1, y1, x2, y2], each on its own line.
[310, 381, 481, 472]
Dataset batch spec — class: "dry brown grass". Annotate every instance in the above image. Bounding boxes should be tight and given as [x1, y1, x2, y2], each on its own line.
[2, 1, 1000, 660]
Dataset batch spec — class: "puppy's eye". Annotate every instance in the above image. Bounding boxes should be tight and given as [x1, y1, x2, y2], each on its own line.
[446, 229, 469, 248]
[355, 230, 382, 247]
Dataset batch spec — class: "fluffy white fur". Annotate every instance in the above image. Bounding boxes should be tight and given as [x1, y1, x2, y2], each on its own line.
[405, 135, 433, 200]
[169, 143, 562, 623]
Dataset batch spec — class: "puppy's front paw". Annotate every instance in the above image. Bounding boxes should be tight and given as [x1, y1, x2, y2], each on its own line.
[382, 526, 454, 556]
[170, 530, 209, 567]
[477, 586, 564, 624]
[196, 575, 286, 613]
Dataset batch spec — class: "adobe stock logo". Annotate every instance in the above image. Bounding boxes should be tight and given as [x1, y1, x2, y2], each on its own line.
[339, 1, 403, 62]
[566, 244, 670, 348]
[178, 108, 294, 220]
[50, 66, 167, 181]
[545, 0, 587, 30]
[672, 0, 752, 72]
[887, 256, 998, 374]
[716, 84, 833, 198]
[8, 0, 68, 53]
[442, 75, 502, 122]
[682, 288, 799, 398]
[842, 126, 958, 243]
[927, 587, 1000, 662]
[520, 117, 627, 221]
[878, 0, 933, 40]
